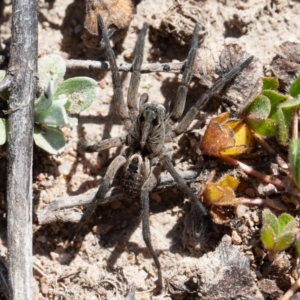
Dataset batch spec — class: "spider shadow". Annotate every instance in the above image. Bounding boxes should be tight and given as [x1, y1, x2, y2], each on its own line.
[63, 71, 131, 196]
[33, 186, 193, 282]
[101, 188, 188, 269]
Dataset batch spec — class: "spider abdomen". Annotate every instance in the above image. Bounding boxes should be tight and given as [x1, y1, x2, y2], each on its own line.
[122, 154, 146, 197]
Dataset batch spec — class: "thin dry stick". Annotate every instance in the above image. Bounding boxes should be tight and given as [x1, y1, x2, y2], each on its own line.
[292, 108, 299, 140]
[6, 0, 38, 299]
[66, 59, 185, 73]
[281, 277, 300, 300]
[220, 155, 285, 188]
[37, 170, 200, 225]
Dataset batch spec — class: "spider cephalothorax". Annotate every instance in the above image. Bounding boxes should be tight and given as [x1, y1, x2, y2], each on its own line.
[128, 100, 166, 157]
[74, 14, 253, 291]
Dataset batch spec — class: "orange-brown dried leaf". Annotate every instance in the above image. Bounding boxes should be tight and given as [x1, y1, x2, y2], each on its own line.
[200, 113, 235, 156]
[220, 120, 252, 155]
[203, 175, 241, 206]
[200, 113, 252, 157]
[218, 174, 240, 190]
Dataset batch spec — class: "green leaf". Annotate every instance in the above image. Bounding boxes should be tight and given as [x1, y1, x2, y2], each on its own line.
[277, 97, 300, 144]
[242, 94, 271, 120]
[34, 125, 65, 154]
[296, 239, 300, 258]
[261, 209, 296, 253]
[262, 77, 279, 90]
[246, 118, 277, 136]
[34, 99, 70, 126]
[38, 54, 66, 91]
[263, 209, 279, 234]
[278, 213, 296, 232]
[289, 138, 300, 190]
[275, 232, 294, 252]
[35, 78, 55, 112]
[54, 77, 98, 114]
[262, 90, 288, 110]
[289, 76, 300, 98]
[0, 118, 7, 145]
[261, 226, 275, 251]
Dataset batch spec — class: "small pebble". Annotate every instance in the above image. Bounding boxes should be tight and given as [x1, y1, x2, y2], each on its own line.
[36, 235, 47, 243]
[50, 252, 59, 261]
[40, 282, 48, 295]
[58, 252, 72, 264]
[232, 230, 242, 245]
[235, 204, 248, 218]
[58, 161, 73, 175]
[92, 222, 114, 234]
[42, 21, 49, 28]
[245, 188, 255, 198]
[175, 253, 183, 261]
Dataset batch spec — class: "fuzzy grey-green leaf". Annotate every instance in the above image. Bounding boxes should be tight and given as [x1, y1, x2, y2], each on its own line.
[38, 54, 66, 91]
[54, 77, 98, 114]
[34, 101, 69, 126]
[34, 125, 65, 154]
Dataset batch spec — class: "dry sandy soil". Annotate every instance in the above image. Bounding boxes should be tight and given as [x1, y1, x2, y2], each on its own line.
[1, 0, 300, 299]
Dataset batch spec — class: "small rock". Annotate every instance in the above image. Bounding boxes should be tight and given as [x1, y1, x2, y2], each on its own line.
[36, 236, 47, 243]
[92, 222, 114, 234]
[40, 282, 48, 295]
[58, 161, 73, 175]
[58, 252, 72, 264]
[232, 230, 242, 245]
[236, 204, 249, 218]
[50, 252, 59, 261]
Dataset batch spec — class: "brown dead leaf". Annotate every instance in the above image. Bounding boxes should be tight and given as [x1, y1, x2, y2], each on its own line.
[82, 0, 134, 48]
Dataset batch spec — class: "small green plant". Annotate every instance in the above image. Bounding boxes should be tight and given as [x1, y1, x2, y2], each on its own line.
[241, 77, 300, 145]
[0, 54, 98, 154]
[261, 209, 296, 257]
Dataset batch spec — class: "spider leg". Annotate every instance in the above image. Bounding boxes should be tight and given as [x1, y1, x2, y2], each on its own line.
[140, 164, 163, 291]
[97, 14, 132, 131]
[79, 136, 127, 153]
[171, 55, 254, 137]
[71, 154, 127, 238]
[167, 23, 199, 129]
[127, 23, 148, 120]
[160, 154, 207, 216]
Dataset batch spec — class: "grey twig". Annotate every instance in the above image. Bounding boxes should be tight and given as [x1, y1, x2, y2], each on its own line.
[6, 0, 38, 299]
[66, 59, 185, 73]
[37, 170, 200, 225]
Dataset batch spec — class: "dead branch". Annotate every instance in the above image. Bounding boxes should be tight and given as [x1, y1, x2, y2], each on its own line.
[66, 59, 185, 73]
[37, 170, 200, 225]
[6, 0, 38, 299]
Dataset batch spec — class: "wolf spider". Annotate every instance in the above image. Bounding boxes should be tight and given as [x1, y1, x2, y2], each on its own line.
[75, 14, 253, 291]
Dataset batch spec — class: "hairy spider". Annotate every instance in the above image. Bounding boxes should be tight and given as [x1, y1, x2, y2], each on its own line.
[75, 14, 253, 291]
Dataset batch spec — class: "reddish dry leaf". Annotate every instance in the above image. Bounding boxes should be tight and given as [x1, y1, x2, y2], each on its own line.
[200, 113, 252, 157]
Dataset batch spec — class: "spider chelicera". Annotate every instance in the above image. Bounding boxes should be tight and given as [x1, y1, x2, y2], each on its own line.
[74, 14, 253, 291]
